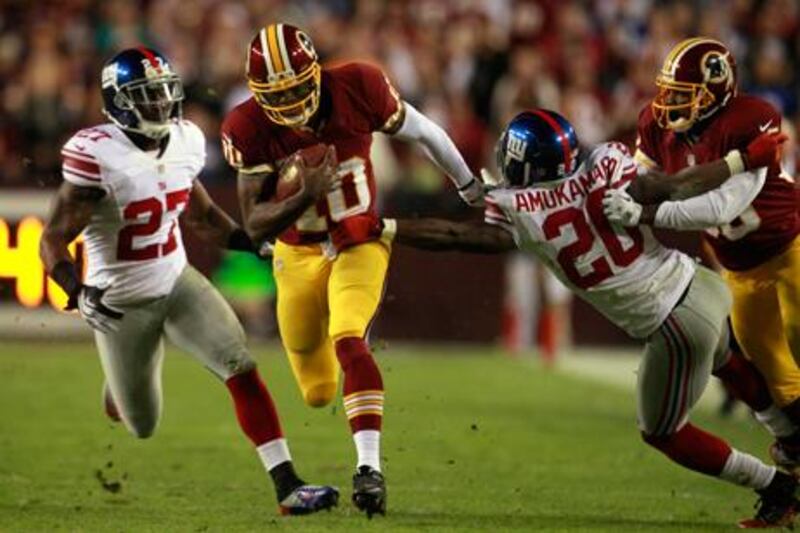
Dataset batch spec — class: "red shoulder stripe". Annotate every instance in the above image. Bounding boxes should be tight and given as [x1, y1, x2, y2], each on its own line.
[63, 155, 101, 175]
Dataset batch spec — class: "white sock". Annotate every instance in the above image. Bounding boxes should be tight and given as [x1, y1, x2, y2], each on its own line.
[755, 405, 797, 438]
[720, 448, 776, 490]
[354, 430, 381, 472]
[256, 438, 292, 472]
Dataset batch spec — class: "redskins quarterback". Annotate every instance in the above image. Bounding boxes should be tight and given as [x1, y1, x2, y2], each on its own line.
[220, 23, 482, 517]
[602, 37, 800, 469]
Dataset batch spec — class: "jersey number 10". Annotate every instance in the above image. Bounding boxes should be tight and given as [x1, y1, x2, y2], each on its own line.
[295, 156, 370, 232]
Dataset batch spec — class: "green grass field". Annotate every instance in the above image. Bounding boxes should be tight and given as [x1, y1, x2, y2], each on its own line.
[0, 341, 772, 532]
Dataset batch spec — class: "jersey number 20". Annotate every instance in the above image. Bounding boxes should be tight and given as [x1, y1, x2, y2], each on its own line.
[543, 188, 644, 289]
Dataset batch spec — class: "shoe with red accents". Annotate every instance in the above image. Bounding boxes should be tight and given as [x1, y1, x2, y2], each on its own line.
[739, 472, 799, 529]
[278, 484, 339, 516]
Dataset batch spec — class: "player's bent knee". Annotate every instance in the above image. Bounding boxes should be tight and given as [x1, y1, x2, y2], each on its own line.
[303, 382, 337, 407]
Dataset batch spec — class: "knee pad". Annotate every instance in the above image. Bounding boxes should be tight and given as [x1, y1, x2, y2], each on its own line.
[303, 382, 337, 407]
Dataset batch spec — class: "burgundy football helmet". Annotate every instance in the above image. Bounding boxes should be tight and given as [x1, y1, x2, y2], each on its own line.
[652, 37, 737, 132]
[246, 23, 321, 127]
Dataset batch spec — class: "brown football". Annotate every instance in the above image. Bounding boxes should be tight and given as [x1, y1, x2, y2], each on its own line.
[273, 144, 335, 201]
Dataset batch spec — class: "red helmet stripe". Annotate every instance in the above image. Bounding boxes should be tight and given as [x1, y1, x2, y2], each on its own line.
[531, 109, 572, 173]
[137, 46, 161, 72]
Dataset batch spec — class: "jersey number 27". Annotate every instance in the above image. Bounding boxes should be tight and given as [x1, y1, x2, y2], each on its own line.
[117, 189, 191, 260]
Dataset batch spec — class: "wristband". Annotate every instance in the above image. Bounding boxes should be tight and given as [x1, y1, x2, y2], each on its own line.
[457, 177, 477, 192]
[724, 150, 745, 175]
[382, 218, 397, 242]
[227, 228, 256, 252]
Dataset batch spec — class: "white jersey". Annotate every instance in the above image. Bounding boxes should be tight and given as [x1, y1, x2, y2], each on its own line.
[61, 121, 205, 306]
[485, 142, 696, 338]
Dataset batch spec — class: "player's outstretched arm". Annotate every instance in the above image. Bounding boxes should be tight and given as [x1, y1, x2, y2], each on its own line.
[182, 181, 255, 252]
[238, 149, 335, 243]
[388, 103, 484, 206]
[393, 219, 516, 254]
[40, 182, 104, 303]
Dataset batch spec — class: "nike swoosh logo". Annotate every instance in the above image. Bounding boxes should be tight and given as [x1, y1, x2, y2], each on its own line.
[759, 121, 773, 132]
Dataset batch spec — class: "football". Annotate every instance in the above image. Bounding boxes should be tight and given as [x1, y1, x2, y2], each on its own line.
[273, 144, 335, 201]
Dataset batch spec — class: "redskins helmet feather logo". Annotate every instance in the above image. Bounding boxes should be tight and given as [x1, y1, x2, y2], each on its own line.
[702, 51, 732, 89]
[296, 30, 317, 60]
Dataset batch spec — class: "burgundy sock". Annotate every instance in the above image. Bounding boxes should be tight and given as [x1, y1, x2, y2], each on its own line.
[642, 423, 732, 476]
[335, 337, 384, 433]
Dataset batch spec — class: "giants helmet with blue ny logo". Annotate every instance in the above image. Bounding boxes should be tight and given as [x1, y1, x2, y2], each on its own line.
[496, 109, 579, 188]
[101, 47, 184, 139]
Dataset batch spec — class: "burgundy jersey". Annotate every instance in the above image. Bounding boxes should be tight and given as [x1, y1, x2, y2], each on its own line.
[221, 62, 402, 245]
[637, 94, 799, 271]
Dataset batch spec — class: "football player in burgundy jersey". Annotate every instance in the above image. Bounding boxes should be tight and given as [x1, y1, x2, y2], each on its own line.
[352, 109, 797, 528]
[40, 47, 339, 516]
[603, 37, 800, 471]
[220, 23, 482, 517]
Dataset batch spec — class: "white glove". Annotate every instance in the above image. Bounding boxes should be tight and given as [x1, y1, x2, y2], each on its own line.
[78, 286, 124, 333]
[457, 177, 485, 207]
[602, 187, 643, 227]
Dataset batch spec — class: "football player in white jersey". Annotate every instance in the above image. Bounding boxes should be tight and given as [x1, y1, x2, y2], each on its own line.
[333, 109, 797, 527]
[39, 47, 339, 515]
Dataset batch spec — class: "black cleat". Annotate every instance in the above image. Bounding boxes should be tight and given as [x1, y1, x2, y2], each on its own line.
[739, 472, 800, 529]
[352, 466, 386, 518]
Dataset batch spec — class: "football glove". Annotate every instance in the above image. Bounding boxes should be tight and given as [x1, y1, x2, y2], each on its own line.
[457, 176, 485, 207]
[78, 285, 124, 334]
[602, 186, 643, 227]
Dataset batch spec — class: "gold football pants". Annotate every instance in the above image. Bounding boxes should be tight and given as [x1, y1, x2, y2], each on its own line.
[272, 240, 390, 407]
[724, 237, 800, 407]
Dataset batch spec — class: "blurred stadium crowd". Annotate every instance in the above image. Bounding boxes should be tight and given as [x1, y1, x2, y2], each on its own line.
[1, 0, 798, 204]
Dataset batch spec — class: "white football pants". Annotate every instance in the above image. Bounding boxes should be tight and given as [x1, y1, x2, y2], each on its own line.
[638, 266, 733, 435]
[94, 265, 254, 438]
